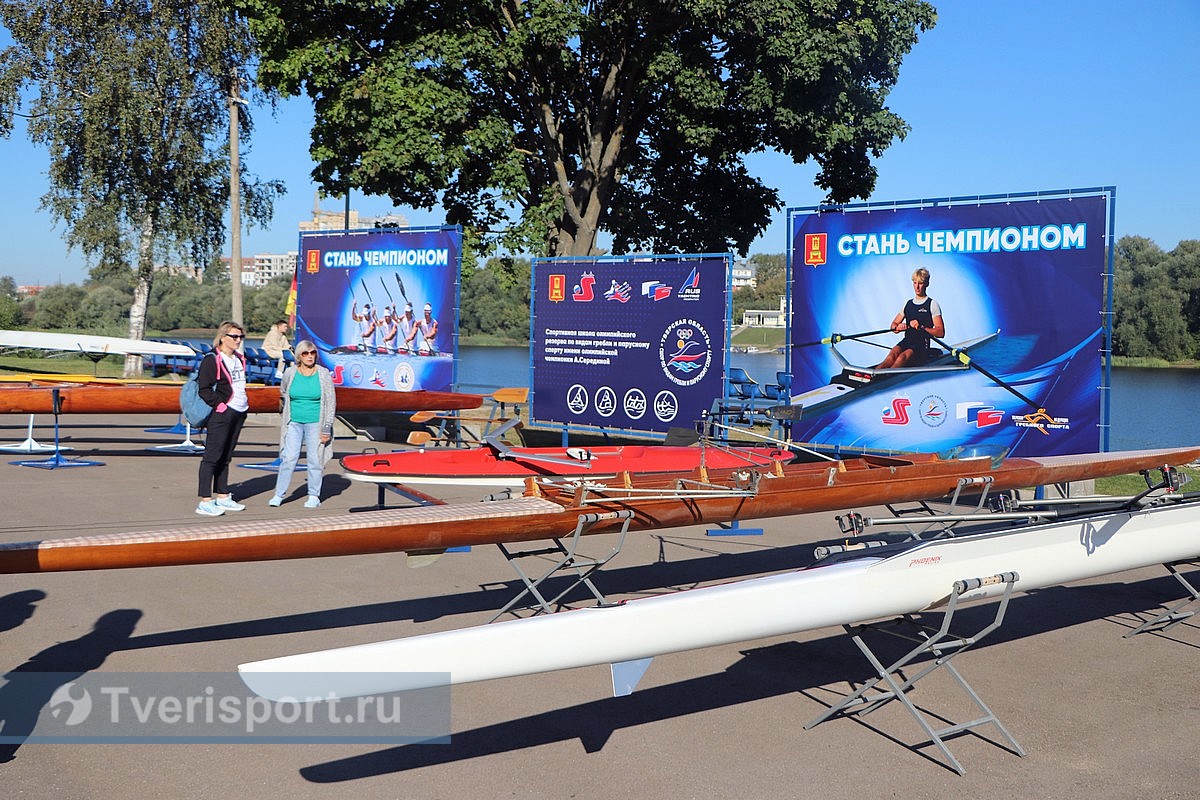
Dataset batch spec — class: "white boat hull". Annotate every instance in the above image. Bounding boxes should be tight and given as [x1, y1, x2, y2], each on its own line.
[240, 496, 1200, 701]
[0, 329, 195, 357]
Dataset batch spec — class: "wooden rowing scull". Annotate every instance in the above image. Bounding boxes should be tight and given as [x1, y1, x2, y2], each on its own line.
[1, 446, 1196, 573]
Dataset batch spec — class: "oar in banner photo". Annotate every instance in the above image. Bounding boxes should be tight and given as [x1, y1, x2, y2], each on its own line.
[922, 331, 1054, 432]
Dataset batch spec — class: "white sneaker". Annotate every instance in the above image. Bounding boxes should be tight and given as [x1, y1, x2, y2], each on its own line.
[268, 495, 283, 507]
[214, 496, 246, 512]
[196, 500, 224, 517]
[304, 496, 321, 509]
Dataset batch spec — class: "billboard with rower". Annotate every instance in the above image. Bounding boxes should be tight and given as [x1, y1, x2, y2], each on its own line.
[787, 190, 1112, 457]
[295, 226, 460, 393]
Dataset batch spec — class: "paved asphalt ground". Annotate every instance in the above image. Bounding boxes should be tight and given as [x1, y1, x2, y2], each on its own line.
[0, 413, 1196, 799]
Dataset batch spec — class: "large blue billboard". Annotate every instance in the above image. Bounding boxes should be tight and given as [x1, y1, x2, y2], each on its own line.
[787, 191, 1111, 457]
[295, 227, 460, 393]
[531, 256, 729, 433]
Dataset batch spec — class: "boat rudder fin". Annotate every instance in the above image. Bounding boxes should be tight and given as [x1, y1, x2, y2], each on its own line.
[611, 657, 654, 697]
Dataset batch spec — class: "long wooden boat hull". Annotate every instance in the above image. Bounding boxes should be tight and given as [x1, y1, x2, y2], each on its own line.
[0, 383, 482, 415]
[1, 446, 1196, 574]
[341, 445, 796, 488]
[240, 492, 1200, 699]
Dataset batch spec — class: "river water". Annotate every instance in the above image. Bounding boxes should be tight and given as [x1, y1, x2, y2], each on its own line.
[457, 346, 1198, 452]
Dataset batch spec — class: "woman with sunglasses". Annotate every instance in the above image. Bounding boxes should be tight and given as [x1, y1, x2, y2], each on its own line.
[268, 340, 336, 509]
[195, 321, 250, 517]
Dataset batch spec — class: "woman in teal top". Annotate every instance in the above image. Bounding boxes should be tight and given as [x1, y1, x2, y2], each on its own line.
[268, 339, 337, 509]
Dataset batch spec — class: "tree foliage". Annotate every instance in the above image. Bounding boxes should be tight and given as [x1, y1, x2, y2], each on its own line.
[1112, 236, 1197, 360]
[0, 0, 283, 372]
[237, 0, 935, 258]
[732, 253, 786, 322]
[459, 257, 531, 342]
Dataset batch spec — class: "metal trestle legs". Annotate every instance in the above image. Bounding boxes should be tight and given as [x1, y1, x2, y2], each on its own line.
[805, 571, 1025, 775]
[489, 510, 634, 622]
[1124, 559, 1200, 637]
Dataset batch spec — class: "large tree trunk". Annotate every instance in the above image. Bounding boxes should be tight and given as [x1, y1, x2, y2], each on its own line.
[123, 214, 155, 378]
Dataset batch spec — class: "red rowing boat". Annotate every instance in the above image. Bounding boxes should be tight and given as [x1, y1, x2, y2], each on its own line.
[341, 444, 797, 488]
[0, 380, 483, 414]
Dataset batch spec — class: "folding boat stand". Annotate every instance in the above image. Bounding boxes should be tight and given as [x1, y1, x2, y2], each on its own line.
[146, 417, 205, 454]
[0, 414, 68, 454]
[1124, 558, 1200, 637]
[488, 509, 635, 622]
[10, 390, 104, 469]
[805, 571, 1025, 776]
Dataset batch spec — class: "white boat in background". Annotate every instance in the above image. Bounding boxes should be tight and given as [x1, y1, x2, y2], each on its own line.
[0, 329, 195, 357]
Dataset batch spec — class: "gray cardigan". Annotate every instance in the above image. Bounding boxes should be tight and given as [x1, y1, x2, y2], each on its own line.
[278, 365, 336, 465]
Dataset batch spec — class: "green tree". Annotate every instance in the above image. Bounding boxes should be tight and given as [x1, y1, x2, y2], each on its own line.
[732, 254, 785, 323]
[78, 284, 132, 331]
[239, 0, 935, 258]
[0, 0, 283, 374]
[30, 284, 88, 329]
[460, 257, 531, 341]
[1162, 240, 1200, 341]
[1112, 236, 1194, 360]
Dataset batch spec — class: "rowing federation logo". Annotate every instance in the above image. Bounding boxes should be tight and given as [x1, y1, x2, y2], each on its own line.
[641, 280, 673, 301]
[882, 397, 912, 425]
[624, 388, 647, 419]
[1013, 408, 1069, 436]
[604, 279, 633, 303]
[548, 274, 567, 302]
[595, 386, 618, 417]
[654, 390, 679, 422]
[659, 319, 713, 386]
[572, 272, 596, 301]
[566, 384, 589, 415]
[918, 394, 948, 427]
[803, 233, 828, 267]
[957, 402, 1004, 428]
[393, 362, 415, 391]
[676, 266, 701, 301]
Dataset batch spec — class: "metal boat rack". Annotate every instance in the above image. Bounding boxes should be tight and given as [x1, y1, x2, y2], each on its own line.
[487, 509, 635, 623]
[805, 571, 1026, 775]
[1124, 557, 1200, 637]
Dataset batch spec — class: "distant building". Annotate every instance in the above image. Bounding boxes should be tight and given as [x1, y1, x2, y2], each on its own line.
[731, 260, 757, 289]
[248, 252, 298, 288]
[742, 295, 786, 328]
[217, 195, 408, 286]
[16, 285, 44, 299]
[297, 193, 409, 234]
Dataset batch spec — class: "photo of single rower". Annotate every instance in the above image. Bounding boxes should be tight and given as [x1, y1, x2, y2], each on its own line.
[876, 267, 944, 368]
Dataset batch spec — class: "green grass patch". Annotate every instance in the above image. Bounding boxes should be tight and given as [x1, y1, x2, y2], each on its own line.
[1094, 464, 1199, 495]
[0, 354, 136, 378]
[731, 327, 786, 348]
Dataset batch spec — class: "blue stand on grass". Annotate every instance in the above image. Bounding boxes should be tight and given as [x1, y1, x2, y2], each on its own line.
[10, 390, 103, 470]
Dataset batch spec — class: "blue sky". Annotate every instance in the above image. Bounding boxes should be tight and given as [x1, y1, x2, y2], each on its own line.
[1, 1, 1197, 286]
